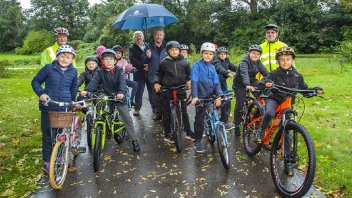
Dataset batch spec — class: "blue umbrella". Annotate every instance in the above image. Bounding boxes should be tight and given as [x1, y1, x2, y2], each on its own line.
[112, 3, 179, 34]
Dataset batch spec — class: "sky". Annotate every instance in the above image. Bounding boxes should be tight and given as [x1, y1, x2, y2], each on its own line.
[19, 0, 103, 9]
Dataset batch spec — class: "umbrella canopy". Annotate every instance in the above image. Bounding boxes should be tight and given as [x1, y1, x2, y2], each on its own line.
[112, 4, 179, 30]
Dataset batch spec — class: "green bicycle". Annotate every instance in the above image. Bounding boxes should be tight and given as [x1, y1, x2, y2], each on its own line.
[88, 94, 127, 172]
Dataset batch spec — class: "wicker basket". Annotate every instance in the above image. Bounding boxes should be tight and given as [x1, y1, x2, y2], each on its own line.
[49, 112, 75, 128]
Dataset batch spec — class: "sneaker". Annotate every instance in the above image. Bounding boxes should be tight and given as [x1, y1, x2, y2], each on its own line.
[133, 109, 140, 116]
[225, 123, 234, 130]
[164, 135, 175, 144]
[185, 131, 195, 141]
[256, 129, 265, 144]
[152, 114, 162, 121]
[285, 162, 294, 176]
[132, 140, 140, 152]
[194, 140, 206, 153]
[42, 162, 50, 174]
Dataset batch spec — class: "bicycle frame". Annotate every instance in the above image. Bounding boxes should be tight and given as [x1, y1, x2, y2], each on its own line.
[204, 101, 228, 145]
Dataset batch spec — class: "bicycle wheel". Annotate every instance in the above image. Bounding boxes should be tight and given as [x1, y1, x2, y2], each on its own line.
[204, 118, 215, 144]
[93, 125, 103, 172]
[71, 116, 82, 155]
[270, 122, 316, 198]
[86, 114, 93, 149]
[49, 139, 69, 189]
[242, 101, 263, 156]
[216, 124, 230, 169]
[172, 106, 183, 153]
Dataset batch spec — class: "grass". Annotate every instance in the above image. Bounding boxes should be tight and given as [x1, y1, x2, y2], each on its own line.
[0, 53, 351, 197]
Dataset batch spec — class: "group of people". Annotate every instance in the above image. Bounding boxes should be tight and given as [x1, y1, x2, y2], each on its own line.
[33, 24, 322, 175]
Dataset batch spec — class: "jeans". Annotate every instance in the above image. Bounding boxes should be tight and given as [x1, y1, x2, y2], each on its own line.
[126, 79, 138, 103]
[134, 79, 154, 110]
[111, 102, 138, 141]
[151, 83, 163, 116]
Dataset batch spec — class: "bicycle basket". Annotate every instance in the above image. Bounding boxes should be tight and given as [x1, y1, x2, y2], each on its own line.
[49, 112, 75, 128]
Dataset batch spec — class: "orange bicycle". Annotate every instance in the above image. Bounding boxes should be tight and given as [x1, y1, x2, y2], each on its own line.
[243, 84, 323, 197]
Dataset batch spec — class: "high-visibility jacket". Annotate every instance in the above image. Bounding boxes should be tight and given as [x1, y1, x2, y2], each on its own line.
[259, 39, 287, 74]
[40, 42, 76, 66]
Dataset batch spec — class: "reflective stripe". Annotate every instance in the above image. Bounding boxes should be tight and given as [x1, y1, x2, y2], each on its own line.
[262, 60, 278, 66]
[48, 47, 56, 62]
[261, 52, 276, 59]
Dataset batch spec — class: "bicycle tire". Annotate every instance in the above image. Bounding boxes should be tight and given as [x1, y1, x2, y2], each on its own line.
[86, 114, 93, 149]
[93, 125, 103, 172]
[72, 116, 82, 155]
[242, 101, 263, 156]
[49, 140, 69, 189]
[204, 118, 215, 144]
[270, 122, 316, 198]
[172, 106, 183, 153]
[216, 124, 230, 169]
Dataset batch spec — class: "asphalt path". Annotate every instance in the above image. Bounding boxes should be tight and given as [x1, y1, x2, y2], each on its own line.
[30, 92, 326, 198]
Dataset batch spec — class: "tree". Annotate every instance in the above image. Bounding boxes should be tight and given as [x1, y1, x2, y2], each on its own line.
[28, 0, 89, 40]
[0, 0, 24, 52]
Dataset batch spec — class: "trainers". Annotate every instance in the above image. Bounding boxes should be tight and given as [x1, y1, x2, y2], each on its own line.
[185, 131, 195, 141]
[194, 140, 206, 153]
[225, 123, 234, 130]
[164, 135, 175, 144]
[42, 162, 50, 174]
[133, 109, 140, 116]
[256, 129, 265, 144]
[152, 114, 162, 121]
[285, 162, 294, 176]
[132, 140, 140, 152]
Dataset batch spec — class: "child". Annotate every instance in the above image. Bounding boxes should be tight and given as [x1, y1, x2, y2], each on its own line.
[180, 44, 190, 60]
[80, 49, 140, 152]
[96, 45, 106, 68]
[77, 56, 101, 89]
[153, 41, 194, 143]
[112, 45, 138, 107]
[32, 45, 78, 173]
[191, 42, 222, 153]
[257, 46, 323, 175]
[232, 44, 269, 136]
[213, 46, 237, 129]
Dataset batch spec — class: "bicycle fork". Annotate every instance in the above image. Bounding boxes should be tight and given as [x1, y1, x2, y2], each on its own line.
[92, 121, 107, 149]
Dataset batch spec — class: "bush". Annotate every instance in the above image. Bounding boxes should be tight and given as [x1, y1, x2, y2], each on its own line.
[335, 40, 352, 61]
[16, 30, 53, 55]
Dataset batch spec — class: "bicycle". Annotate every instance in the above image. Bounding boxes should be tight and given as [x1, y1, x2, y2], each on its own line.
[45, 99, 86, 190]
[244, 84, 323, 197]
[199, 93, 234, 169]
[88, 94, 127, 172]
[161, 84, 187, 153]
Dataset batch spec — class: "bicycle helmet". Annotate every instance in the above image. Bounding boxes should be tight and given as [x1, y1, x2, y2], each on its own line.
[180, 44, 189, 51]
[264, 24, 279, 32]
[101, 49, 117, 59]
[112, 45, 124, 53]
[56, 45, 76, 57]
[216, 47, 228, 54]
[166, 41, 181, 52]
[96, 45, 106, 57]
[200, 42, 216, 53]
[275, 46, 296, 60]
[248, 44, 262, 54]
[85, 56, 99, 65]
[54, 27, 69, 36]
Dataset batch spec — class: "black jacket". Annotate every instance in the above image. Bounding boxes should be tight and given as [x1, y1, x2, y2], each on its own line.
[154, 55, 191, 87]
[233, 55, 269, 89]
[213, 57, 237, 78]
[260, 67, 309, 104]
[128, 43, 150, 81]
[84, 66, 127, 105]
[77, 66, 101, 88]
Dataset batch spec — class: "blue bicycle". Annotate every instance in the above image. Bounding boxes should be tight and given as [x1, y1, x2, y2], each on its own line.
[199, 94, 234, 169]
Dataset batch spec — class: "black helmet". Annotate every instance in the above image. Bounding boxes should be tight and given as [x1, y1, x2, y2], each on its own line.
[276, 46, 296, 60]
[85, 56, 99, 65]
[166, 41, 181, 52]
[112, 45, 123, 53]
[248, 44, 262, 54]
[180, 44, 189, 51]
[101, 49, 117, 59]
[265, 24, 279, 32]
[216, 47, 228, 54]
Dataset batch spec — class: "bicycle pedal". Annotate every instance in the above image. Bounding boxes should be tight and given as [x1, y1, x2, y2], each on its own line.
[78, 146, 86, 153]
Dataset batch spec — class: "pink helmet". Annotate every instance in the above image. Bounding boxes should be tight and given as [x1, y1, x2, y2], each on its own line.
[54, 27, 69, 36]
[96, 45, 107, 57]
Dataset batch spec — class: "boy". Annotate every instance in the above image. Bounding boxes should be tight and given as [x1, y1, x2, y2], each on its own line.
[112, 45, 138, 107]
[153, 41, 194, 143]
[77, 56, 101, 89]
[180, 44, 190, 60]
[32, 45, 78, 173]
[257, 46, 323, 175]
[191, 42, 222, 153]
[232, 44, 269, 136]
[80, 49, 140, 152]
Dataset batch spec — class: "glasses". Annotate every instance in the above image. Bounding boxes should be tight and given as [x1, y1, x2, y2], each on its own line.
[103, 57, 115, 61]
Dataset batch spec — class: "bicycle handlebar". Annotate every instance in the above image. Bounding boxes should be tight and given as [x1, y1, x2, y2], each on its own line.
[270, 84, 323, 98]
[85, 92, 124, 103]
[161, 84, 187, 92]
[44, 99, 86, 108]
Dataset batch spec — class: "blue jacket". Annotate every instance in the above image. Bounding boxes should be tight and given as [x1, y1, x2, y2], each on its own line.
[146, 41, 167, 83]
[32, 60, 78, 112]
[191, 60, 222, 98]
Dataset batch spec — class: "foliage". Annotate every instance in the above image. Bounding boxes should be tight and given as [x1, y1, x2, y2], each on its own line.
[0, 0, 24, 52]
[15, 30, 53, 55]
[335, 40, 352, 61]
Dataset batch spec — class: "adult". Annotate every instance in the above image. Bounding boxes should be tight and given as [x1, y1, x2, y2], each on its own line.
[259, 24, 287, 76]
[128, 31, 152, 116]
[40, 27, 75, 66]
[147, 29, 167, 121]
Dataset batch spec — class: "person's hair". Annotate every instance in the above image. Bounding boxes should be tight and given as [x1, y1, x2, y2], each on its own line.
[153, 29, 164, 36]
[133, 31, 144, 40]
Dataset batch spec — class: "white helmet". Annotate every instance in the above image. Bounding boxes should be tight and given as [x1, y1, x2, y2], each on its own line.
[200, 42, 216, 53]
[56, 45, 76, 57]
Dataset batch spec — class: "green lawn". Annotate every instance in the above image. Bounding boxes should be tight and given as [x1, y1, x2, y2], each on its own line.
[0, 54, 351, 197]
